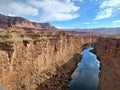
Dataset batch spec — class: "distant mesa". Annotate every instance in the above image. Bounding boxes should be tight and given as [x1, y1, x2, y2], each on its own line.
[0, 13, 120, 34]
[0, 13, 56, 30]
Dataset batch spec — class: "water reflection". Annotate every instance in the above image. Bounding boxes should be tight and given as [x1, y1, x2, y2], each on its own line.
[0, 86, 6, 90]
[68, 47, 100, 90]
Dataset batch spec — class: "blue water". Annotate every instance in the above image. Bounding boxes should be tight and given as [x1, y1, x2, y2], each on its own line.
[68, 47, 100, 90]
[0, 86, 6, 90]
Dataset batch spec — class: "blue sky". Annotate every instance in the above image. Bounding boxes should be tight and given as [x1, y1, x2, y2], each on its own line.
[0, 0, 120, 29]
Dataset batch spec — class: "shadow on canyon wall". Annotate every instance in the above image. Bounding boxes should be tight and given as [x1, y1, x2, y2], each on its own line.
[35, 43, 96, 90]
[36, 53, 81, 90]
[81, 42, 96, 50]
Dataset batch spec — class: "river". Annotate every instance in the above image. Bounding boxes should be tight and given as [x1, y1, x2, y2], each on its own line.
[68, 47, 100, 90]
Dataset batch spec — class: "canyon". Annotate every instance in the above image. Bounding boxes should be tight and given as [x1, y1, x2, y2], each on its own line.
[0, 30, 120, 90]
[0, 30, 96, 90]
[0, 14, 120, 90]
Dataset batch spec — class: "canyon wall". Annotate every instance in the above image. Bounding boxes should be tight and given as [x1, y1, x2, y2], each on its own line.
[96, 37, 120, 90]
[0, 30, 96, 90]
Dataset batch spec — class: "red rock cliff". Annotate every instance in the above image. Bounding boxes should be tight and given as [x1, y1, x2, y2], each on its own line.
[0, 30, 96, 90]
[96, 37, 120, 90]
[0, 14, 55, 30]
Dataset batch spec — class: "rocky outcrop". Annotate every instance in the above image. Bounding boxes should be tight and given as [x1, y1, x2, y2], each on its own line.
[0, 14, 56, 30]
[96, 37, 120, 90]
[0, 30, 96, 90]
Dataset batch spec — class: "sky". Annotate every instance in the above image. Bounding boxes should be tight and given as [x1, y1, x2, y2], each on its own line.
[0, 0, 120, 29]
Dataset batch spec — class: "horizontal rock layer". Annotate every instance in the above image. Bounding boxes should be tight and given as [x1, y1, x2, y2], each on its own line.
[96, 37, 120, 90]
[0, 14, 56, 30]
[0, 30, 96, 90]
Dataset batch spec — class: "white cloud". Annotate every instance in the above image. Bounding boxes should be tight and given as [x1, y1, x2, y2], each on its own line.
[82, 21, 97, 25]
[72, 0, 83, 2]
[0, 0, 81, 21]
[27, 0, 80, 21]
[90, 0, 98, 2]
[113, 20, 120, 23]
[100, 0, 120, 8]
[0, 1, 39, 16]
[94, 8, 113, 20]
[55, 25, 68, 29]
[83, 22, 90, 25]
[93, 21, 97, 23]
[41, 13, 79, 21]
[94, 0, 120, 20]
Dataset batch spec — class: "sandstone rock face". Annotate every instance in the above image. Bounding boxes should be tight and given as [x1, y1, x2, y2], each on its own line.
[0, 14, 55, 30]
[96, 37, 120, 90]
[0, 30, 96, 90]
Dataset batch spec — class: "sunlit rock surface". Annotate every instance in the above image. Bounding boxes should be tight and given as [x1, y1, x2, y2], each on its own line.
[96, 37, 120, 90]
[0, 30, 96, 90]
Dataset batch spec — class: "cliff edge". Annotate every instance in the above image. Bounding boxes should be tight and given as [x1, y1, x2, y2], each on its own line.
[96, 36, 120, 90]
